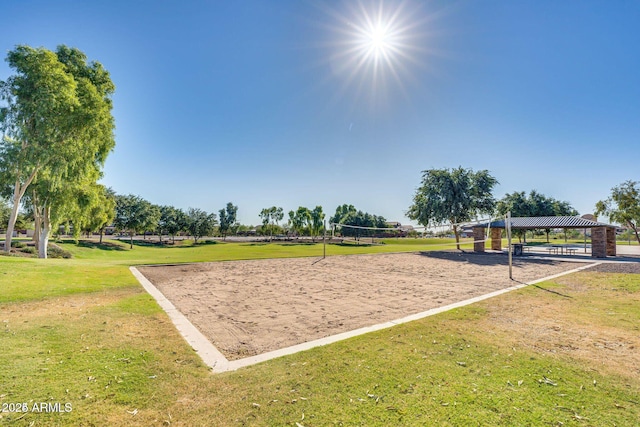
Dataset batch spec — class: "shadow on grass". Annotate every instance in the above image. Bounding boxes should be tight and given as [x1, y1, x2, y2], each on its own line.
[241, 242, 318, 247]
[111, 239, 219, 248]
[71, 240, 127, 251]
[332, 242, 374, 247]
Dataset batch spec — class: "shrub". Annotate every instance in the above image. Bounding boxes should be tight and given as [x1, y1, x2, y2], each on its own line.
[47, 244, 72, 259]
[20, 247, 36, 255]
[11, 241, 26, 249]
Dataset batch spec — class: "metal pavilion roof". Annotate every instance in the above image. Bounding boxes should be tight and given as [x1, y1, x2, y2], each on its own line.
[475, 216, 615, 229]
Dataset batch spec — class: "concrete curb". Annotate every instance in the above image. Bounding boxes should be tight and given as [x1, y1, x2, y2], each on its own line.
[130, 267, 230, 373]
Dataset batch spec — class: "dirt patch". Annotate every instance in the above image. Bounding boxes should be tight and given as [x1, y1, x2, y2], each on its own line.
[481, 269, 640, 380]
[138, 252, 586, 360]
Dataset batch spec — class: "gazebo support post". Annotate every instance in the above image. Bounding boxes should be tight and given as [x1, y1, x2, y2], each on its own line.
[473, 227, 485, 252]
[591, 227, 607, 258]
[606, 227, 616, 256]
[491, 227, 502, 251]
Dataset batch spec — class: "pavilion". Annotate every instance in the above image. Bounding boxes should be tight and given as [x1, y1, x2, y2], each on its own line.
[472, 216, 617, 258]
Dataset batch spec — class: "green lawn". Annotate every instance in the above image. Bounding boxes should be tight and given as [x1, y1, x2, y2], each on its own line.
[1, 238, 472, 303]
[1, 239, 638, 426]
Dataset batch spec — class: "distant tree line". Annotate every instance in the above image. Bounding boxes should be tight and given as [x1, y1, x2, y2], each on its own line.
[330, 204, 389, 240]
[112, 195, 238, 248]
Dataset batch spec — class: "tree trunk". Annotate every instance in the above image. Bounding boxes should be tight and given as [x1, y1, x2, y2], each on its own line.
[33, 213, 42, 246]
[453, 224, 460, 250]
[99, 229, 104, 243]
[38, 205, 51, 259]
[633, 225, 640, 245]
[129, 232, 133, 249]
[4, 183, 23, 252]
[32, 216, 40, 244]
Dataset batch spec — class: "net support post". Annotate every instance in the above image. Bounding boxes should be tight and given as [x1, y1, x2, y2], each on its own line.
[506, 211, 513, 280]
[323, 220, 326, 259]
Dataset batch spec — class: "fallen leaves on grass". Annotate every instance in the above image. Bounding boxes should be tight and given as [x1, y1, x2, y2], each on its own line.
[539, 376, 557, 386]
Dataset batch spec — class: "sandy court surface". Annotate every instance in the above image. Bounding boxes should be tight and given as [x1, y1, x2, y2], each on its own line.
[138, 252, 587, 360]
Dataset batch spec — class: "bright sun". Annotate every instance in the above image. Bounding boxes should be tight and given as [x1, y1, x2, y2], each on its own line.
[353, 10, 402, 68]
[368, 25, 391, 54]
[326, 0, 426, 103]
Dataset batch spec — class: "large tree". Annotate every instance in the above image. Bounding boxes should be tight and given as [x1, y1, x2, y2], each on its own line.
[259, 206, 283, 240]
[408, 167, 498, 249]
[330, 204, 357, 225]
[218, 202, 238, 240]
[84, 186, 116, 243]
[114, 195, 160, 249]
[159, 205, 187, 243]
[0, 198, 10, 230]
[330, 205, 387, 240]
[496, 190, 578, 242]
[155, 205, 188, 244]
[0, 45, 115, 256]
[185, 208, 217, 243]
[309, 206, 325, 242]
[288, 207, 311, 238]
[53, 183, 115, 243]
[596, 180, 640, 244]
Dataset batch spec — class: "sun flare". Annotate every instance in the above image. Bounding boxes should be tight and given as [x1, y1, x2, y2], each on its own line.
[366, 24, 392, 56]
[324, 0, 428, 106]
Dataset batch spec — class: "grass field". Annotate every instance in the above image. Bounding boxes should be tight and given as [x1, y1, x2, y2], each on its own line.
[1, 238, 639, 426]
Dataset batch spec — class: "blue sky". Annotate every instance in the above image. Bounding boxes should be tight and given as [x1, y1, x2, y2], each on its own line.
[1, 0, 639, 226]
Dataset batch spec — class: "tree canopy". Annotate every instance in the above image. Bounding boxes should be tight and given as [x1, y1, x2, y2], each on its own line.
[288, 207, 311, 237]
[496, 190, 578, 242]
[114, 195, 159, 249]
[596, 180, 640, 244]
[408, 167, 497, 249]
[309, 206, 325, 242]
[259, 206, 283, 240]
[329, 204, 387, 239]
[218, 202, 238, 240]
[496, 190, 577, 218]
[0, 45, 115, 257]
[185, 208, 217, 243]
[158, 205, 187, 243]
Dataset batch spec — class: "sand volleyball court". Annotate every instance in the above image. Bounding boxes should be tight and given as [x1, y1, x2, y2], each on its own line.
[137, 251, 588, 361]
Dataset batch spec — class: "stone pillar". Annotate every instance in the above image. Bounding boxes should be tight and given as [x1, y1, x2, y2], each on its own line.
[606, 227, 617, 256]
[491, 227, 502, 251]
[591, 227, 607, 258]
[473, 227, 485, 252]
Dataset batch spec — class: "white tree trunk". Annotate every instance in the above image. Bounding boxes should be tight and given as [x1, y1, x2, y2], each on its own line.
[4, 169, 39, 252]
[38, 205, 51, 259]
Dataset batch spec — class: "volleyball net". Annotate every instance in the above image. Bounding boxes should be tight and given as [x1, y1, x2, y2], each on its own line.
[328, 217, 498, 247]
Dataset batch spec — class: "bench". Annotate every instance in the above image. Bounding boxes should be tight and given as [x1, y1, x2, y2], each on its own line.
[565, 248, 578, 255]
